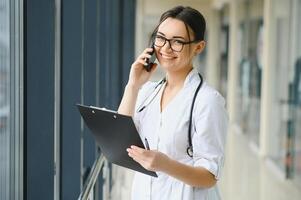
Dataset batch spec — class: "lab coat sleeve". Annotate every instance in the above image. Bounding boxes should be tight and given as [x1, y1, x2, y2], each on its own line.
[192, 90, 228, 180]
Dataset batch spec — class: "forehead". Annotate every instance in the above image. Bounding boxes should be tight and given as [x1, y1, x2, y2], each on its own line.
[157, 18, 189, 38]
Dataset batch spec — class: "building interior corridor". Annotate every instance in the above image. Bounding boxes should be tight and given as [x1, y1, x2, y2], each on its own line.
[110, 125, 301, 200]
[1, 0, 301, 199]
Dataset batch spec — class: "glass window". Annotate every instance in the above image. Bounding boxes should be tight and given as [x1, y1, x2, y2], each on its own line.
[269, 0, 291, 172]
[0, 0, 11, 199]
[268, 0, 301, 180]
[0, 0, 21, 199]
[236, 0, 263, 146]
[292, 0, 301, 186]
[219, 24, 229, 99]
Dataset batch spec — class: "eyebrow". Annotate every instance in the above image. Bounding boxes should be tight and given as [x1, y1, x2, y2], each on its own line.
[157, 31, 186, 40]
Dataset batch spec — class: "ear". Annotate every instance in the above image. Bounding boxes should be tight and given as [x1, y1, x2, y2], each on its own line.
[194, 40, 206, 55]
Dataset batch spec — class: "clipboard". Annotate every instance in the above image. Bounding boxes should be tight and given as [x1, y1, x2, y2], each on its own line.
[77, 104, 158, 177]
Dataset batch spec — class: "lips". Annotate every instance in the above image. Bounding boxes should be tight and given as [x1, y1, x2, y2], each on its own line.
[160, 53, 177, 60]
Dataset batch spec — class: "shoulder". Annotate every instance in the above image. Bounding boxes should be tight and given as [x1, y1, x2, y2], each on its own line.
[138, 81, 158, 97]
[198, 82, 226, 107]
[140, 81, 158, 92]
[192, 81, 227, 119]
[193, 81, 228, 122]
[136, 80, 160, 105]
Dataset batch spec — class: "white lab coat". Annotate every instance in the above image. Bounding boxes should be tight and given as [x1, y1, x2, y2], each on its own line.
[132, 68, 228, 200]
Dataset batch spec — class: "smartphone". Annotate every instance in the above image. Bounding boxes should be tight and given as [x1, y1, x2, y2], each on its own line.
[144, 44, 156, 72]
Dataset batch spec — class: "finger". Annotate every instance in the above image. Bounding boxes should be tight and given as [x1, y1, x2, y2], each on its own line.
[138, 54, 151, 61]
[131, 145, 146, 154]
[130, 145, 143, 149]
[139, 59, 148, 67]
[149, 63, 158, 73]
[128, 148, 149, 162]
[128, 147, 145, 157]
[144, 54, 152, 59]
[135, 52, 151, 62]
[129, 152, 150, 169]
[138, 55, 152, 64]
[132, 59, 148, 68]
[128, 150, 138, 160]
[143, 48, 154, 54]
[128, 150, 146, 164]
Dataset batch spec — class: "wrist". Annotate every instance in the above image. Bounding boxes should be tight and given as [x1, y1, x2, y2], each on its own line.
[160, 155, 173, 173]
[126, 82, 141, 91]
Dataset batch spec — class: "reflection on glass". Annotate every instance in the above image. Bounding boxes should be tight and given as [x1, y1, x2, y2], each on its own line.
[269, 1, 301, 183]
[0, 0, 10, 199]
[270, 6, 290, 172]
[237, 19, 262, 146]
[219, 24, 229, 99]
[267, 0, 301, 179]
[292, 57, 301, 184]
[292, 0, 301, 186]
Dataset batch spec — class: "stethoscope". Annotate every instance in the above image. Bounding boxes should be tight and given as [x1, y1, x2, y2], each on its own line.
[137, 73, 203, 158]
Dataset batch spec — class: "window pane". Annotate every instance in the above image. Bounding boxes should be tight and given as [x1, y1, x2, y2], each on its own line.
[236, 0, 263, 146]
[292, 0, 301, 186]
[269, 0, 291, 171]
[0, 0, 11, 199]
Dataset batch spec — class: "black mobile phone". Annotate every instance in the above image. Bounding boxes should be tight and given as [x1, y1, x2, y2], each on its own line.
[144, 45, 156, 72]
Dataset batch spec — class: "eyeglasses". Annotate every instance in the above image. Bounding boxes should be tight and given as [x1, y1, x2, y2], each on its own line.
[154, 35, 199, 52]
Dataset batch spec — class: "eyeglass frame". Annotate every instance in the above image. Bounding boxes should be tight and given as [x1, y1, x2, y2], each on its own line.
[153, 34, 201, 52]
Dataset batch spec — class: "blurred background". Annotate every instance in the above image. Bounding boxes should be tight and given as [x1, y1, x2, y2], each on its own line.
[0, 0, 300, 200]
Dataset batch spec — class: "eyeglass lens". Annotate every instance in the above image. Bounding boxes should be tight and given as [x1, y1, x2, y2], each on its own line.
[154, 36, 184, 52]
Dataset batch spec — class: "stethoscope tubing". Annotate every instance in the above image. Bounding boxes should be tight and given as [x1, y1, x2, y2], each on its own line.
[137, 73, 203, 157]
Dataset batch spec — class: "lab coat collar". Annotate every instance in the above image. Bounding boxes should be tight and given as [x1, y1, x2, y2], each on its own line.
[183, 68, 200, 87]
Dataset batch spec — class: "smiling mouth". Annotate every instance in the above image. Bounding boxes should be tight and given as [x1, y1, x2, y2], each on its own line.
[160, 53, 176, 59]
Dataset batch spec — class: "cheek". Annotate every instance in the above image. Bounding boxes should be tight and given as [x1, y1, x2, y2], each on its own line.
[178, 50, 194, 63]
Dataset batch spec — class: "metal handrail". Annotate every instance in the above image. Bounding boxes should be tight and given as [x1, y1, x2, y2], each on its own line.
[78, 154, 106, 200]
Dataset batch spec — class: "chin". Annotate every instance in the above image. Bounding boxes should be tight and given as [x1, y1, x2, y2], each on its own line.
[160, 63, 180, 72]
[158, 59, 176, 69]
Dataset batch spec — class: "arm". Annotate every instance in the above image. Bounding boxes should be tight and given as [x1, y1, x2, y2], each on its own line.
[118, 48, 157, 116]
[164, 157, 216, 188]
[127, 146, 216, 188]
[118, 84, 140, 116]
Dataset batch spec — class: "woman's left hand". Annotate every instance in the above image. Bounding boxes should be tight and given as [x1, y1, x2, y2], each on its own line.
[127, 145, 170, 172]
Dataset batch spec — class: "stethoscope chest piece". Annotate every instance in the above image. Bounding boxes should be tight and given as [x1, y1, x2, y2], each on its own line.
[187, 146, 193, 157]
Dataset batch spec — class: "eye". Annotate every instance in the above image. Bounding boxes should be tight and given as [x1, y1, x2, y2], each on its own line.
[173, 39, 185, 45]
[156, 35, 166, 41]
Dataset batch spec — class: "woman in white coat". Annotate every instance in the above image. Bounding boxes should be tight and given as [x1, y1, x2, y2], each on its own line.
[118, 6, 228, 200]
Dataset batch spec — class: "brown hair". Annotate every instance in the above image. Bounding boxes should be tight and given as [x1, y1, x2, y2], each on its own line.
[150, 6, 206, 44]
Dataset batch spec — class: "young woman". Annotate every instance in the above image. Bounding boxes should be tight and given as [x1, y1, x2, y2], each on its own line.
[118, 6, 228, 200]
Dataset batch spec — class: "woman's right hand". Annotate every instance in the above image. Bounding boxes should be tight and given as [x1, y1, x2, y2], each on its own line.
[127, 48, 157, 89]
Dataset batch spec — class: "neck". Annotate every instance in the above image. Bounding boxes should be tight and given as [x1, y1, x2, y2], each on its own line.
[165, 66, 193, 89]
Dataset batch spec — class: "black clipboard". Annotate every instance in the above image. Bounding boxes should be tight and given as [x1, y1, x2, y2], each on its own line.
[77, 104, 158, 177]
